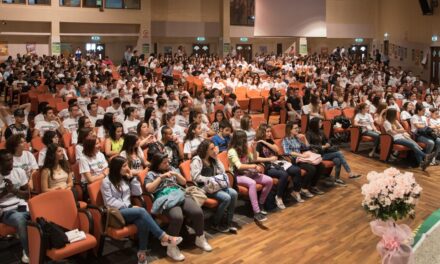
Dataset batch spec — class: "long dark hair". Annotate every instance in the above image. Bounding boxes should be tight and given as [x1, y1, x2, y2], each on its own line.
[184, 123, 199, 142]
[308, 117, 322, 134]
[121, 133, 144, 169]
[196, 140, 216, 166]
[109, 122, 123, 141]
[77, 116, 90, 133]
[144, 107, 158, 130]
[124, 106, 136, 120]
[42, 130, 58, 146]
[77, 127, 93, 145]
[6, 134, 24, 154]
[102, 112, 114, 132]
[83, 136, 98, 158]
[213, 110, 225, 123]
[108, 156, 127, 191]
[229, 130, 248, 157]
[42, 143, 71, 180]
[149, 152, 169, 173]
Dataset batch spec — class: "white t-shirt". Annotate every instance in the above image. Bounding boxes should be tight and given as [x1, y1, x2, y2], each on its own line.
[63, 117, 78, 134]
[77, 96, 91, 111]
[0, 168, 28, 214]
[123, 119, 140, 134]
[79, 152, 108, 183]
[88, 114, 104, 127]
[119, 149, 145, 171]
[175, 115, 189, 128]
[430, 118, 440, 127]
[75, 144, 84, 161]
[183, 137, 203, 155]
[106, 105, 123, 116]
[13, 151, 38, 179]
[354, 113, 374, 131]
[167, 100, 180, 114]
[245, 129, 256, 144]
[410, 115, 428, 133]
[400, 111, 412, 121]
[35, 120, 59, 137]
[230, 118, 241, 131]
[383, 120, 405, 140]
[38, 147, 68, 167]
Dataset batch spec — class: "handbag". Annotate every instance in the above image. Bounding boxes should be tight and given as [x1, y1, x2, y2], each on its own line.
[36, 217, 69, 249]
[185, 186, 207, 207]
[234, 168, 259, 178]
[204, 173, 230, 194]
[296, 151, 323, 165]
[105, 207, 126, 231]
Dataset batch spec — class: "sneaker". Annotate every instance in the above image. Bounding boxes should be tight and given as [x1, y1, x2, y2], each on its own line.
[212, 224, 229, 233]
[300, 189, 314, 198]
[335, 178, 347, 186]
[161, 236, 183, 247]
[21, 251, 29, 264]
[275, 195, 286, 210]
[228, 226, 238, 234]
[291, 191, 305, 203]
[195, 234, 212, 252]
[259, 204, 268, 215]
[324, 177, 336, 187]
[310, 187, 324, 195]
[254, 212, 268, 222]
[137, 251, 147, 264]
[167, 245, 185, 261]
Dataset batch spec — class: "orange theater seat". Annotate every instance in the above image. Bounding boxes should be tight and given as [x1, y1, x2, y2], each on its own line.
[350, 127, 374, 153]
[271, 124, 286, 139]
[27, 190, 96, 263]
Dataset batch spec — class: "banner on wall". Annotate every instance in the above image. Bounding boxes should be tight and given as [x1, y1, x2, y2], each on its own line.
[142, 44, 150, 54]
[223, 43, 230, 54]
[26, 43, 36, 54]
[52, 42, 61, 56]
[0, 42, 8, 56]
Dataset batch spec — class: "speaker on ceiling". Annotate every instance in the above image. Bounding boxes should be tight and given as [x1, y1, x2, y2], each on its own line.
[419, 0, 433, 15]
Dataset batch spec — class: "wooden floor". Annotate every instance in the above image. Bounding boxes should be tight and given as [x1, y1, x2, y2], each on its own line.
[153, 149, 440, 264]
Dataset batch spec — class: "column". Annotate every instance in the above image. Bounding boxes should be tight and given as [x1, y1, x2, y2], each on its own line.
[220, 0, 231, 58]
[51, 20, 61, 56]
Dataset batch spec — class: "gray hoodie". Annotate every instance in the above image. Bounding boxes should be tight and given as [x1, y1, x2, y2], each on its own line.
[190, 155, 225, 185]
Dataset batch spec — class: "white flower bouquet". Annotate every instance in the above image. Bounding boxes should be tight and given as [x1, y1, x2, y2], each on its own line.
[361, 168, 423, 221]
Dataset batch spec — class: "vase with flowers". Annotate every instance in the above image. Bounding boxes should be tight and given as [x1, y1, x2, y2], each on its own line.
[361, 167, 422, 264]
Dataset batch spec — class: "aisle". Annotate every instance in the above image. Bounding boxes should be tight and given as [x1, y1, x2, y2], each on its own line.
[154, 150, 440, 264]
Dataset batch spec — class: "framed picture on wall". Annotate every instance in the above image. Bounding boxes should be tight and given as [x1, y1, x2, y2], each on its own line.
[259, 46, 267, 54]
[0, 42, 8, 56]
[26, 43, 36, 54]
[164, 46, 172, 55]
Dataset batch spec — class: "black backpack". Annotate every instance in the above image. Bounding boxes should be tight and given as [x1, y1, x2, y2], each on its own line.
[36, 217, 69, 249]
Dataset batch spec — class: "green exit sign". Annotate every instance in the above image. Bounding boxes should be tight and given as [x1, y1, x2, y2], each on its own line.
[240, 37, 248, 42]
[91, 36, 101, 41]
[196, 37, 205, 42]
[355, 38, 364, 43]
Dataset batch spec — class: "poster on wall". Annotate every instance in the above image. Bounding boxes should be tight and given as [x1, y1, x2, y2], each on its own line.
[223, 43, 230, 54]
[52, 42, 61, 56]
[259, 45, 267, 54]
[0, 42, 8, 56]
[26, 43, 36, 54]
[142, 44, 150, 55]
[164, 46, 172, 55]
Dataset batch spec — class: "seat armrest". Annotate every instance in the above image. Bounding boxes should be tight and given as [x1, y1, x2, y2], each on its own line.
[27, 221, 44, 264]
[131, 195, 147, 209]
[78, 208, 94, 235]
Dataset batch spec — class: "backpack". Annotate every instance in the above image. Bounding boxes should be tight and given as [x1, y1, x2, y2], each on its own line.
[36, 217, 69, 249]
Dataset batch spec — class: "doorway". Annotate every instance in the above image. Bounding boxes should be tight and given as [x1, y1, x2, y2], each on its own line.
[85, 43, 105, 59]
[348, 45, 368, 63]
[236, 44, 252, 62]
[192, 44, 210, 56]
[431, 47, 440, 85]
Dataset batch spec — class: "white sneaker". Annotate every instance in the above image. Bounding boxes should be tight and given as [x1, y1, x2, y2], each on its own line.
[22, 250, 29, 264]
[195, 234, 212, 252]
[167, 245, 185, 261]
[275, 195, 286, 210]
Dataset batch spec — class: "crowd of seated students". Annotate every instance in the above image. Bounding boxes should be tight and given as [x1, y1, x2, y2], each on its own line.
[0, 48, 436, 263]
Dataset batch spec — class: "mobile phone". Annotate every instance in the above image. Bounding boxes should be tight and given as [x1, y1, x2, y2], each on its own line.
[17, 205, 27, 212]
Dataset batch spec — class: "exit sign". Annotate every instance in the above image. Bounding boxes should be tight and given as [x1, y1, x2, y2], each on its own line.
[240, 37, 249, 42]
[91, 36, 101, 41]
[355, 38, 364, 43]
[196, 37, 205, 42]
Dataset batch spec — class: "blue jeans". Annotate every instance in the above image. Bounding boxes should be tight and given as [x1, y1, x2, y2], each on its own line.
[120, 207, 165, 251]
[207, 188, 238, 226]
[394, 138, 425, 164]
[322, 151, 351, 178]
[266, 165, 301, 196]
[363, 130, 380, 148]
[1, 210, 30, 254]
[417, 135, 440, 157]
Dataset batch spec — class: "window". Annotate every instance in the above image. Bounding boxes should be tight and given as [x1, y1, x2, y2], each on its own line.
[105, 0, 140, 9]
[230, 0, 255, 26]
[82, 0, 101, 7]
[59, 0, 80, 6]
[2, 0, 26, 4]
[28, 0, 51, 4]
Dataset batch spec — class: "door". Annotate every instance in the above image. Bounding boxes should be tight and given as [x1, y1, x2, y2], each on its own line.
[236, 44, 252, 62]
[95, 43, 105, 59]
[349, 45, 368, 63]
[192, 44, 210, 56]
[431, 47, 440, 85]
[277, 43, 282, 56]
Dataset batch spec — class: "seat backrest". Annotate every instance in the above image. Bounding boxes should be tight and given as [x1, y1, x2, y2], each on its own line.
[28, 189, 79, 230]
[274, 139, 284, 155]
[62, 132, 72, 148]
[32, 171, 42, 194]
[87, 179, 104, 207]
[342, 108, 355, 120]
[401, 120, 411, 133]
[272, 124, 286, 139]
[217, 151, 230, 170]
[67, 145, 76, 164]
[324, 109, 342, 120]
[31, 137, 45, 152]
[72, 162, 81, 183]
[56, 102, 68, 113]
[179, 160, 192, 182]
[251, 115, 266, 130]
